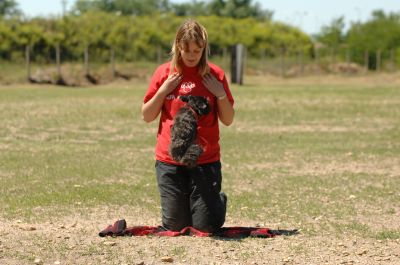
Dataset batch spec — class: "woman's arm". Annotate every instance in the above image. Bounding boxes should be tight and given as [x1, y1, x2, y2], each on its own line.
[215, 95, 234, 126]
[202, 73, 235, 126]
[141, 73, 182, 123]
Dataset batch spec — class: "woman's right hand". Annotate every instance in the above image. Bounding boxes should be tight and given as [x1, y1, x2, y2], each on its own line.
[141, 73, 182, 122]
[158, 73, 183, 96]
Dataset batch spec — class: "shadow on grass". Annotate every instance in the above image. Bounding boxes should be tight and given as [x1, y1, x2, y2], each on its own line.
[213, 228, 300, 241]
[269, 229, 300, 236]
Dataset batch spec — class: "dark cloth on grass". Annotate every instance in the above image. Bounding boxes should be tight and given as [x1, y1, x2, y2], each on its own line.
[99, 219, 280, 238]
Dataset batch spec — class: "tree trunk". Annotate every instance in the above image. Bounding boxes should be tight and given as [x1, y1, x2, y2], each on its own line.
[56, 43, 61, 78]
[390, 49, 395, 72]
[345, 49, 351, 75]
[243, 46, 247, 79]
[331, 47, 336, 66]
[260, 48, 265, 74]
[376, 49, 381, 72]
[280, 46, 285, 77]
[25, 44, 31, 82]
[110, 47, 116, 78]
[84, 45, 89, 75]
[298, 50, 304, 76]
[364, 50, 369, 72]
[346, 49, 351, 65]
[315, 47, 320, 75]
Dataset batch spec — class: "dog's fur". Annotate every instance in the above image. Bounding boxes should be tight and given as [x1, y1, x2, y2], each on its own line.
[169, 95, 211, 167]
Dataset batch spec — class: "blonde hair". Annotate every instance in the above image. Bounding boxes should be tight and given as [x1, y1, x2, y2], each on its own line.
[170, 20, 210, 76]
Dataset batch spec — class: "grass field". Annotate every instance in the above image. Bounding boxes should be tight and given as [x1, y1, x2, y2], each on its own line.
[1, 75, 399, 264]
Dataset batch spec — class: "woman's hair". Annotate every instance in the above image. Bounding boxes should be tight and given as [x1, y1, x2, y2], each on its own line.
[170, 20, 210, 76]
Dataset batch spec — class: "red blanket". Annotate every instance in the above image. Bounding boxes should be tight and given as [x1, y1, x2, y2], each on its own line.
[99, 219, 298, 238]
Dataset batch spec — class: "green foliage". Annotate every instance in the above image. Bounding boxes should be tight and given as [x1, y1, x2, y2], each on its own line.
[316, 9, 400, 69]
[376, 230, 400, 240]
[315, 16, 345, 49]
[208, 0, 272, 20]
[171, 1, 208, 16]
[0, 12, 311, 62]
[72, 0, 273, 20]
[0, 19, 14, 58]
[0, 0, 20, 16]
[73, 0, 169, 16]
[346, 10, 400, 69]
[1, 3, 399, 72]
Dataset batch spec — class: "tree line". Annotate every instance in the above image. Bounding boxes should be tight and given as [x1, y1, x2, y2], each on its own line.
[0, 7, 312, 74]
[315, 10, 400, 70]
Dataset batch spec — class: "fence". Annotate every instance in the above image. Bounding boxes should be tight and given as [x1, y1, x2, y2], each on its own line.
[0, 44, 399, 86]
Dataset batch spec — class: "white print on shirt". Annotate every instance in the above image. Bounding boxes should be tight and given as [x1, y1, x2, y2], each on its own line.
[166, 94, 176, 100]
[180, 82, 195, 94]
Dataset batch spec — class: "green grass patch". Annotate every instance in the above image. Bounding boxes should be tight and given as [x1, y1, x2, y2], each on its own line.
[375, 230, 400, 240]
[1, 80, 399, 239]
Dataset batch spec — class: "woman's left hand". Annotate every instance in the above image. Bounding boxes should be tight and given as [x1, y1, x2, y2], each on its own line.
[202, 73, 226, 98]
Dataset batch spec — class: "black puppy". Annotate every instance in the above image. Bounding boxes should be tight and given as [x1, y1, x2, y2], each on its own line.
[169, 95, 211, 167]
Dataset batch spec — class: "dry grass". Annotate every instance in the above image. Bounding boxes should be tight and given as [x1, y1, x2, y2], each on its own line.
[1, 74, 399, 264]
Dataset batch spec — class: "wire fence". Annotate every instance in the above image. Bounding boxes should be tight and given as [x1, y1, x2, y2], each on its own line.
[1, 44, 398, 86]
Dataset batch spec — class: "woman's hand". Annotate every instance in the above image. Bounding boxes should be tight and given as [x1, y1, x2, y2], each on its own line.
[202, 73, 234, 126]
[202, 73, 226, 98]
[159, 73, 183, 96]
[142, 73, 182, 123]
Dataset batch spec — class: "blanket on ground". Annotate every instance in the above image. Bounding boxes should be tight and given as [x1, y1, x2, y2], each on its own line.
[99, 219, 298, 238]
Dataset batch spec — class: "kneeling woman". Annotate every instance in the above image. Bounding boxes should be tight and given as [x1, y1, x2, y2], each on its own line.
[141, 19, 235, 232]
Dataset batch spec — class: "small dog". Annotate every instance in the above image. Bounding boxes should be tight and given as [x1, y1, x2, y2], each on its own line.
[169, 95, 211, 167]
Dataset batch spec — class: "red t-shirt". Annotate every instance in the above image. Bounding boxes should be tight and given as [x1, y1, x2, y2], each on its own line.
[143, 62, 234, 165]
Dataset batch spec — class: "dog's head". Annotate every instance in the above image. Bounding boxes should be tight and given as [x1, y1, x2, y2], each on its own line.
[179, 95, 211, 116]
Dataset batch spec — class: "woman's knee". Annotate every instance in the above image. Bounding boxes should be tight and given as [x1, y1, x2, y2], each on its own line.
[162, 218, 190, 232]
[192, 209, 225, 232]
[192, 217, 224, 233]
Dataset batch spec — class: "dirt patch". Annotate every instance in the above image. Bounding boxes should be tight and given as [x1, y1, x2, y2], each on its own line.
[236, 156, 400, 178]
[1, 210, 399, 265]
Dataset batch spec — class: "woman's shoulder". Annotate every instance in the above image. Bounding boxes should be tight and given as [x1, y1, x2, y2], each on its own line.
[208, 62, 224, 73]
[152, 62, 171, 77]
[208, 62, 226, 79]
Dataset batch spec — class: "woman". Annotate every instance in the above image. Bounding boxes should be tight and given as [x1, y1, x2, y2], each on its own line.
[141, 19, 234, 233]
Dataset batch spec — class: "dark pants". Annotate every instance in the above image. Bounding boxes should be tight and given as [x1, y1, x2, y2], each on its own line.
[155, 160, 227, 233]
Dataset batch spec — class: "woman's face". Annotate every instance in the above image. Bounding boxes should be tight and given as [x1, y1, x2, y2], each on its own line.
[179, 41, 204, 67]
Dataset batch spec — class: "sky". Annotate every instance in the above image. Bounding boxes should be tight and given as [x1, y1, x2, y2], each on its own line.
[16, 0, 400, 34]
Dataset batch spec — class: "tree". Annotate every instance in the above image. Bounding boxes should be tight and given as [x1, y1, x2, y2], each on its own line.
[315, 16, 345, 64]
[0, 0, 20, 16]
[64, 12, 109, 80]
[347, 10, 400, 69]
[15, 21, 44, 80]
[105, 14, 127, 77]
[72, 0, 170, 16]
[170, 1, 207, 16]
[41, 18, 66, 79]
[0, 20, 14, 59]
[0, 10, 315, 75]
[207, 0, 273, 20]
